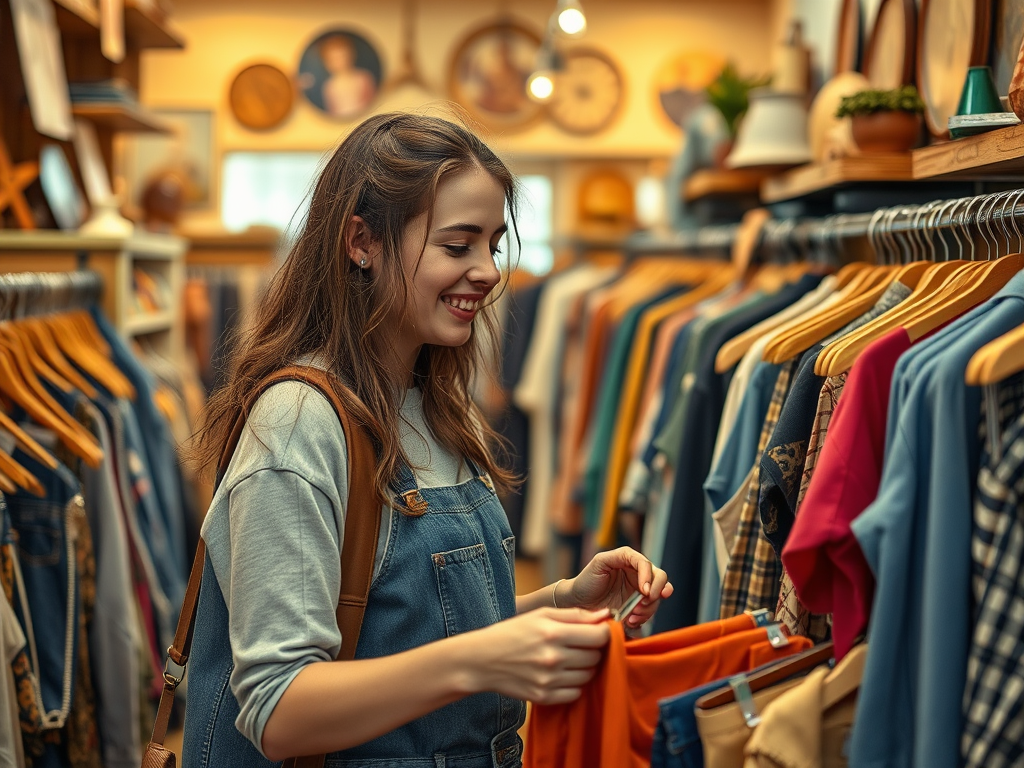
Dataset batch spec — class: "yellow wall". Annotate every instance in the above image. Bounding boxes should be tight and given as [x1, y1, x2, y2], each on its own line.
[136, 0, 774, 230]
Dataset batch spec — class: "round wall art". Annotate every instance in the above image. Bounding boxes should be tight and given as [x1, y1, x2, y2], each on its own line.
[297, 28, 383, 120]
[448, 20, 544, 133]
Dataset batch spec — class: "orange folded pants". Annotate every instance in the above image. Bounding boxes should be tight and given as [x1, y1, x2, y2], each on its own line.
[524, 615, 813, 768]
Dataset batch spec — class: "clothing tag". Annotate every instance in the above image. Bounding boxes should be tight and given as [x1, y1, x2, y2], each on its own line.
[766, 624, 790, 648]
[747, 608, 772, 627]
[613, 590, 644, 623]
[728, 674, 762, 728]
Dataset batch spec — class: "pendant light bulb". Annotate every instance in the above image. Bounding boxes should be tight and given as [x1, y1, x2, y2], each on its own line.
[527, 71, 555, 102]
[556, 0, 586, 37]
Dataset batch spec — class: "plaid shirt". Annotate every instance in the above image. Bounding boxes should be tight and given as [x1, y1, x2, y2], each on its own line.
[720, 359, 796, 618]
[962, 377, 1024, 768]
[775, 372, 847, 641]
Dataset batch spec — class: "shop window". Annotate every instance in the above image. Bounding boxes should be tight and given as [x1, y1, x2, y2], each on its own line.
[221, 151, 325, 239]
[515, 175, 554, 275]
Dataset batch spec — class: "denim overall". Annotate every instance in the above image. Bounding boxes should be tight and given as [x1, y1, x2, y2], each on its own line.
[183, 457, 526, 768]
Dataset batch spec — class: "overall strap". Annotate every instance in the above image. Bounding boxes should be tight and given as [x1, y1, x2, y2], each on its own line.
[143, 366, 380, 768]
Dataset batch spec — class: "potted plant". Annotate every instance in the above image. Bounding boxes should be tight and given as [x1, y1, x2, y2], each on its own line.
[705, 64, 770, 167]
[835, 85, 925, 153]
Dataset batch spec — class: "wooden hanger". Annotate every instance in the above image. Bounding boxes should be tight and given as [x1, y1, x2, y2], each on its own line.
[965, 322, 1024, 385]
[0, 324, 73, 393]
[762, 266, 895, 364]
[759, 206, 913, 366]
[0, 449, 45, 497]
[821, 643, 867, 711]
[833, 261, 871, 289]
[71, 309, 112, 356]
[715, 272, 841, 373]
[46, 314, 135, 400]
[0, 469, 17, 496]
[903, 253, 1024, 343]
[0, 408, 58, 470]
[0, 331, 91, 438]
[20, 318, 100, 399]
[816, 260, 969, 376]
[813, 195, 961, 378]
[0, 348, 103, 468]
[957, 192, 1024, 386]
[695, 641, 835, 710]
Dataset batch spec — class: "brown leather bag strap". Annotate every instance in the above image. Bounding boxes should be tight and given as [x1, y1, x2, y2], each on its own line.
[145, 366, 380, 768]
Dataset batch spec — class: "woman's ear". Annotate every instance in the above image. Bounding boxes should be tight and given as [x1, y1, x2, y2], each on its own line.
[344, 215, 377, 270]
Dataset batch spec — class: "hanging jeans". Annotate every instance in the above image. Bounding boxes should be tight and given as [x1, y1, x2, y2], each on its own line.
[6, 448, 83, 768]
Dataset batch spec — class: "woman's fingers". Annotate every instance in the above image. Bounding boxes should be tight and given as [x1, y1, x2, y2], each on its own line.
[561, 648, 602, 670]
[548, 612, 611, 648]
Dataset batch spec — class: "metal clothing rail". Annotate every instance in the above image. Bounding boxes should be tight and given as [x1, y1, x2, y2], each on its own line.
[0, 270, 104, 319]
[625, 187, 1024, 265]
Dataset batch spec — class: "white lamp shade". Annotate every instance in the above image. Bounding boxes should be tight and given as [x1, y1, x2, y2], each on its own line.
[726, 88, 812, 169]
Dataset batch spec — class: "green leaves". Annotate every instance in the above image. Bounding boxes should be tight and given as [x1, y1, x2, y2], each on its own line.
[836, 85, 926, 118]
[705, 63, 771, 138]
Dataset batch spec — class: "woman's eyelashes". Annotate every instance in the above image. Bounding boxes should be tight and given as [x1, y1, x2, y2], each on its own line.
[441, 243, 503, 257]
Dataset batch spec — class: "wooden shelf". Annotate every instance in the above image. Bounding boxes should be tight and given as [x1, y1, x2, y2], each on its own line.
[52, 0, 100, 35]
[183, 229, 280, 268]
[761, 154, 915, 203]
[684, 169, 768, 202]
[124, 309, 174, 335]
[912, 125, 1024, 180]
[124, 0, 186, 50]
[52, 0, 184, 49]
[0, 231, 186, 257]
[72, 103, 171, 133]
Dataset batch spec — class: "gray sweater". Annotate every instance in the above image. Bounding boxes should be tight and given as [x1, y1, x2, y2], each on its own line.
[200, 381, 469, 755]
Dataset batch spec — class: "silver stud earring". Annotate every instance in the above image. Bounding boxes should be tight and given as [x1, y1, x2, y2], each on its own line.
[359, 258, 367, 268]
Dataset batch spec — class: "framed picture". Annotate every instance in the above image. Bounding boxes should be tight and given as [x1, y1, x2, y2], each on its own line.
[653, 50, 726, 130]
[448, 20, 543, 133]
[297, 28, 383, 119]
[122, 109, 214, 210]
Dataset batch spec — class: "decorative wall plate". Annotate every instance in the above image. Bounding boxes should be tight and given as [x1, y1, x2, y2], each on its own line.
[448, 20, 543, 133]
[297, 28, 383, 120]
[547, 47, 623, 135]
[863, 0, 916, 89]
[917, 0, 992, 137]
[229, 63, 294, 131]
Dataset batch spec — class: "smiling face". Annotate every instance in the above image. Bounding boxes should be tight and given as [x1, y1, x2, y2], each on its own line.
[388, 164, 506, 376]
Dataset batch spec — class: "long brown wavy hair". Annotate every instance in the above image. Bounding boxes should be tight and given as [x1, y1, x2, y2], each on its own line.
[185, 112, 521, 508]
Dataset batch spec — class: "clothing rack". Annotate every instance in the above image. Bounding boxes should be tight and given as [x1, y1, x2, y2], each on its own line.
[627, 188, 1024, 265]
[0, 270, 103, 319]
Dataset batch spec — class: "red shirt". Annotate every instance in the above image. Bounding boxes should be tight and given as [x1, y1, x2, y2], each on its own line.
[524, 615, 813, 768]
[783, 328, 911, 659]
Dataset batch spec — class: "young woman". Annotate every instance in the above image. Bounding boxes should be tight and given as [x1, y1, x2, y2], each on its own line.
[182, 112, 673, 767]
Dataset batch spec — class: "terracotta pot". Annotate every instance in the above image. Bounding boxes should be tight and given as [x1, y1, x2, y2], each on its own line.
[851, 111, 921, 153]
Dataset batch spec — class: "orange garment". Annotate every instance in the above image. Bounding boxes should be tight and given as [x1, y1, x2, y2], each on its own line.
[524, 616, 814, 768]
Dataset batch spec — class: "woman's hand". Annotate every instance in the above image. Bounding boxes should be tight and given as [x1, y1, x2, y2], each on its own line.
[562, 547, 673, 629]
[464, 607, 611, 705]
